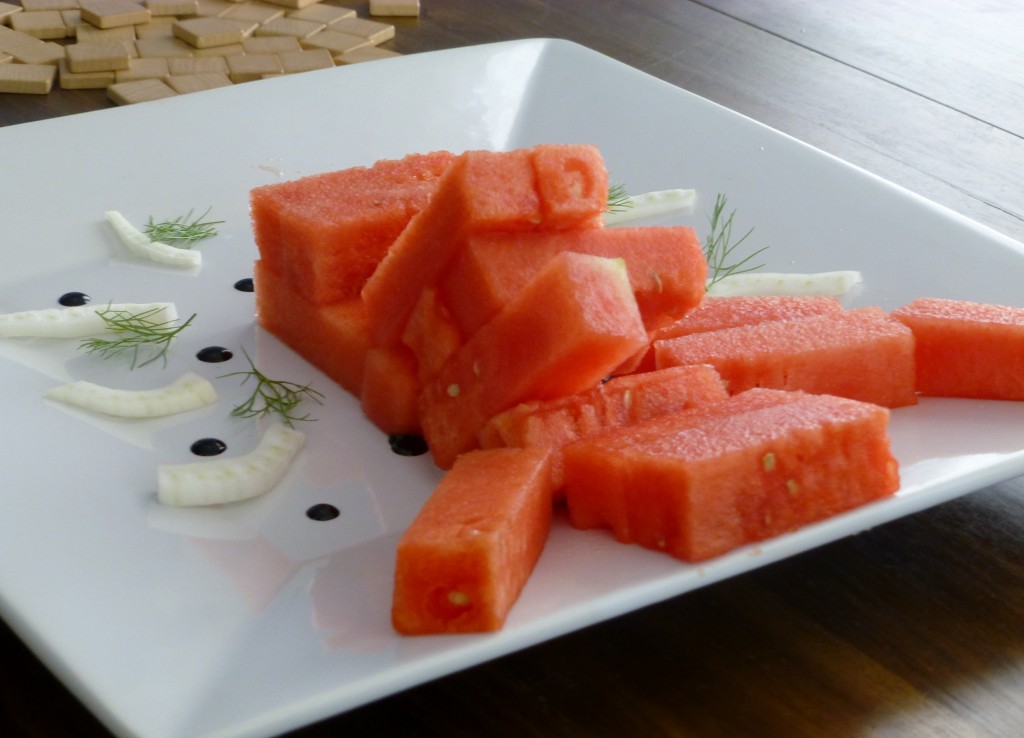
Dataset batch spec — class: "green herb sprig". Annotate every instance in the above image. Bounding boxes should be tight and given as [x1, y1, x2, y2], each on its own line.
[221, 349, 324, 427]
[80, 306, 195, 369]
[704, 193, 768, 286]
[606, 182, 634, 214]
[144, 208, 224, 249]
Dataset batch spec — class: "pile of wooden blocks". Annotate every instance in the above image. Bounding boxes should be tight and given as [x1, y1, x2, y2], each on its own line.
[0, 0, 419, 103]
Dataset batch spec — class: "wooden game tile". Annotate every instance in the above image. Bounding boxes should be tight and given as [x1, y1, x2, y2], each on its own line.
[58, 58, 116, 87]
[65, 39, 132, 71]
[80, 0, 151, 29]
[369, 0, 419, 17]
[114, 54, 168, 80]
[259, 0, 319, 9]
[0, 2, 23, 23]
[334, 45, 401, 65]
[286, 4, 354, 25]
[0, 28, 44, 55]
[166, 70, 231, 92]
[21, 0, 79, 11]
[107, 76, 177, 103]
[173, 17, 246, 48]
[277, 46, 332, 73]
[192, 0, 234, 16]
[254, 16, 322, 38]
[167, 54, 226, 74]
[60, 9, 81, 35]
[134, 17, 176, 38]
[0, 62, 57, 93]
[74, 22, 136, 42]
[11, 11, 68, 40]
[145, 0, 197, 15]
[8, 39, 65, 64]
[221, 1, 283, 24]
[331, 16, 394, 44]
[300, 28, 370, 55]
[240, 33, 299, 53]
[193, 41, 243, 56]
[135, 35, 195, 56]
[225, 50, 280, 82]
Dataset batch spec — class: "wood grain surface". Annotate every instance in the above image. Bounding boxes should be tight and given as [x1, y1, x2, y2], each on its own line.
[3, 1, 1023, 737]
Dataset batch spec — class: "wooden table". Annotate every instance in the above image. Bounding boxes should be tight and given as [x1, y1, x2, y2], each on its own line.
[3, 1, 1023, 736]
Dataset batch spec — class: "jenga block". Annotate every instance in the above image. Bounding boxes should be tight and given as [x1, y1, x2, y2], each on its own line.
[369, 0, 419, 17]
[331, 16, 394, 44]
[254, 16, 322, 38]
[166, 70, 231, 92]
[334, 45, 402, 65]
[58, 58, 116, 88]
[277, 46, 331, 73]
[107, 76, 177, 103]
[0, 62, 57, 93]
[11, 10, 68, 39]
[167, 53, 226, 74]
[65, 39, 132, 71]
[135, 35, 194, 56]
[225, 50, 280, 81]
[222, 1, 282, 24]
[0, 54, 12, 64]
[286, 4, 354, 25]
[74, 22, 135, 42]
[241, 33, 298, 53]
[9, 40, 65, 64]
[114, 54, 168, 80]
[173, 17, 245, 48]
[80, 0, 151, 29]
[145, 0, 197, 15]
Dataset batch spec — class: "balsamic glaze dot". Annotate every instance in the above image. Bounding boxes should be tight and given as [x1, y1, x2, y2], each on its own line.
[234, 277, 254, 293]
[306, 503, 340, 521]
[196, 346, 233, 363]
[58, 291, 90, 307]
[190, 437, 227, 456]
[388, 434, 429, 457]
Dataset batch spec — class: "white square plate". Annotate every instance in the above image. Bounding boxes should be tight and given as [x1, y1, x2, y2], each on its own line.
[2, 39, 1024, 738]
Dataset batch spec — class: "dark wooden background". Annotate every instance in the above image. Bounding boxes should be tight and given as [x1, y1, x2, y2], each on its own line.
[3, 1, 1024, 736]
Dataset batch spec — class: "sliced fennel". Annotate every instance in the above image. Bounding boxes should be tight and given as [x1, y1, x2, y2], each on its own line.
[157, 424, 306, 507]
[0, 302, 178, 339]
[45, 372, 217, 418]
[603, 188, 696, 225]
[706, 270, 863, 297]
[106, 210, 202, 268]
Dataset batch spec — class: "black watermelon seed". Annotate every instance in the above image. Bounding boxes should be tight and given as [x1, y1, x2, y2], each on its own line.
[306, 503, 340, 521]
[234, 277, 254, 293]
[58, 291, 90, 307]
[196, 346, 233, 363]
[388, 434, 429, 456]
[190, 438, 227, 456]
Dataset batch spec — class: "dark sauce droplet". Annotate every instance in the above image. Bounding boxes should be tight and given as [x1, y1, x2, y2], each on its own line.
[388, 434, 429, 457]
[234, 277, 254, 293]
[196, 346, 233, 363]
[58, 291, 90, 307]
[190, 437, 227, 456]
[306, 503, 340, 521]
